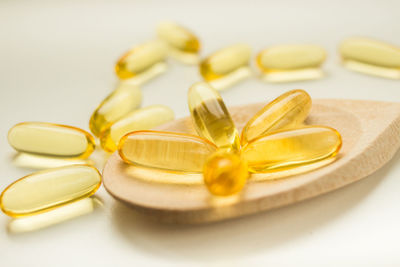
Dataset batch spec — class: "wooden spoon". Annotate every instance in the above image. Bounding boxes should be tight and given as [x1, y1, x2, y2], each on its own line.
[103, 99, 400, 224]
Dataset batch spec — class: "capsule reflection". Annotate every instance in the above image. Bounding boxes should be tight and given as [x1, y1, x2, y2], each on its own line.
[8, 197, 102, 234]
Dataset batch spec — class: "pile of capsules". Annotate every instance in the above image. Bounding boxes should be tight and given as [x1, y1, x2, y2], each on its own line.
[0, 21, 399, 219]
[119, 83, 342, 196]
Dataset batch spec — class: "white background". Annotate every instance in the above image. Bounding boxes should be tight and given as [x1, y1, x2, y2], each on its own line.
[1, 0, 400, 266]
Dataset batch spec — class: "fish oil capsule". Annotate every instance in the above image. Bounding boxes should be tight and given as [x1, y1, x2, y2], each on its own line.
[100, 105, 175, 152]
[203, 151, 248, 196]
[157, 21, 200, 53]
[0, 165, 101, 217]
[8, 122, 95, 159]
[89, 82, 142, 137]
[119, 130, 217, 172]
[242, 126, 342, 173]
[241, 89, 311, 144]
[188, 82, 240, 152]
[200, 44, 252, 90]
[339, 37, 400, 79]
[256, 45, 326, 82]
[115, 40, 167, 80]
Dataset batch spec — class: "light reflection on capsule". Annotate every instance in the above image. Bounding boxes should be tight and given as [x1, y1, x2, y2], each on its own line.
[7, 196, 103, 234]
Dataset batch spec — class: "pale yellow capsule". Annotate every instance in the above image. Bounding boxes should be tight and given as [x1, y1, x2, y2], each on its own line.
[119, 130, 217, 172]
[241, 89, 311, 144]
[157, 21, 200, 53]
[89, 83, 142, 137]
[200, 44, 251, 81]
[242, 126, 342, 173]
[100, 105, 175, 152]
[339, 37, 400, 79]
[0, 165, 101, 217]
[115, 40, 167, 80]
[257, 45, 327, 71]
[188, 82, 240, 152]
[8, 122, 95, 159]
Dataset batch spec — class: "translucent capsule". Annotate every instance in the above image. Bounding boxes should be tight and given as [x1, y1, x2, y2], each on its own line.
[157, 21, 200, 53]
[100, 105, 175, 152]
[339, 37, 400, 79]
[188, 82, 240, 152]
[119, 130, 217, 172]
[8, 122, 95, 159]
[256, 45, 326, 82]
[203, 151, 248, 196]
[200, 44, 252, 90]
[0, 165, 101, 217]
[89, 83, 142, 137]
[242, 126, 342, 173]
[241, 89, 312, 144]
[115, 40, 167, 80]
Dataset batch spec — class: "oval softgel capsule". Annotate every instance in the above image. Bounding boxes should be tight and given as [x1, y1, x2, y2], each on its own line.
[157, 21, 200, 53]
[119, 130, 217, 172]
[203, 151, 248, 196]
[89, 82, 142, 137]
[8, 122, 95, 159]
[0, 165, 101, 217]
[242, 126, 342, 173]
[115, 40, 167, 80]
[200, 44, 251, 81]
[188, 82, 240, 152]
[100, 105, 175, 152]
[339, 37, 400, 79]
[241, 89, 312, 144]
[256, 45, 326, 72]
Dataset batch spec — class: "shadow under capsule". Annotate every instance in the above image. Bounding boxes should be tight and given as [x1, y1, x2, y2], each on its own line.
[259, 68, 324, 83]
[250, 157, 337, 182]
[11, 152, 95, 170]
[7, 196, 104, 234]
[122, 163, 203, 185]
[208, 66, 253, 91]
[342, 60, 400, 79]
[122, 62, 168, 86]
[167, 47, 200, 65]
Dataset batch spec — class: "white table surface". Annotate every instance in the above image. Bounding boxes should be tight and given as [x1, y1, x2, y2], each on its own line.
[1, 0, 400, 266]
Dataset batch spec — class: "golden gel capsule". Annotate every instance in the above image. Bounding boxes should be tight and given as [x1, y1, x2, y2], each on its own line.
[241, 89, 311, 144]
[256, 45, 326, 82]
[257, 45, 326, 71]
[203, 151, 248, 196]
[89, 83, 142, 137]
[157, 21, 200, 53]
[188, 82, 240, 152]
[242, 126, 342, 173]
[100, 105, 175, 152]
[115, 40, 167, 80]
[0, 165, 101, 217]
[200, 44, 251, 89]
[119, 130, 217, 172]
[8, 122, 95, 159]
[339, 37, 400, 79]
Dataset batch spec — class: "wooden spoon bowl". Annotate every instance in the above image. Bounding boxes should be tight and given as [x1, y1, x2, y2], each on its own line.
[103, 99, 400, 224]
